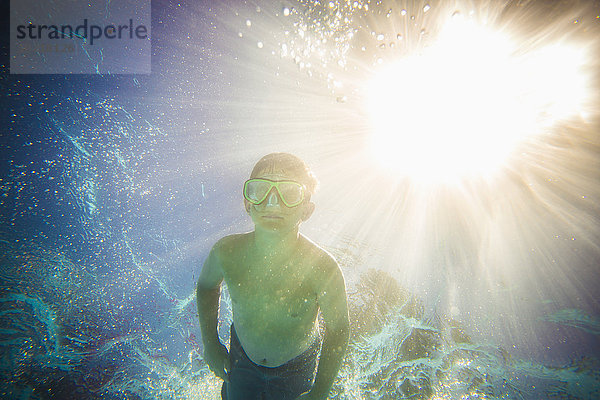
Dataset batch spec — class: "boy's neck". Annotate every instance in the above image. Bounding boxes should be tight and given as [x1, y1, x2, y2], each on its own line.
[252, 227, 300, 256]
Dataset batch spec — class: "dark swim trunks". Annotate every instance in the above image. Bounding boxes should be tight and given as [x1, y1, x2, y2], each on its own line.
[221, 325, 322, 400]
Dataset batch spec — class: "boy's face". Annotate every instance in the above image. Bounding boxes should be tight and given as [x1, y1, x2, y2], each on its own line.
[245, 169, 314, 234]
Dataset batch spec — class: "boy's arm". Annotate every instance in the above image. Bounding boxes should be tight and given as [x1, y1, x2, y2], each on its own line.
[301, 258, 350, 400]
[196, 243, 229, 381]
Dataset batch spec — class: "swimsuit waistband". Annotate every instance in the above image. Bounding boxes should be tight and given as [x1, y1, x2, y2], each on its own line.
[230, 324, 322, 370]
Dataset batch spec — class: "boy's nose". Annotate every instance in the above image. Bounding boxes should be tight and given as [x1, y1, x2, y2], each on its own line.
[265, 191, 279, 206]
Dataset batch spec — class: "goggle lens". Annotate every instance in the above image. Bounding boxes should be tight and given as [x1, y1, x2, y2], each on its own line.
[245, 180, 271, 203]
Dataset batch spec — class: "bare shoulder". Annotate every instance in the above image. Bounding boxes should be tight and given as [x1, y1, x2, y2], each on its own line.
[212, 233, 250, 257]
[198, 233, 250, 289]
[298, 234, 344, 280]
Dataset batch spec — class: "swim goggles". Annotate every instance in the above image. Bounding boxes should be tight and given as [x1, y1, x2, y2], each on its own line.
[243, 178, 306, 208]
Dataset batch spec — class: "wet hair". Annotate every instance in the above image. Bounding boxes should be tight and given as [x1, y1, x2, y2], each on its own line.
[250, 153, 318, 197]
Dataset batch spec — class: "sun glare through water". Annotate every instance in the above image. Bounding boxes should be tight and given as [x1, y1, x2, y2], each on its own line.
[367, 15, 590, 184]
[3, 0, 600, 398]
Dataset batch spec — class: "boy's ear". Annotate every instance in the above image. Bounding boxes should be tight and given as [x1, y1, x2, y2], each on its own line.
[244, 200, 251, 213]
[301, 201, 315, 221]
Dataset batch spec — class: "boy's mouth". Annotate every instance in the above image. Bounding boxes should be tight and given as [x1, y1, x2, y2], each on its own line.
[262, 214, 283, 219]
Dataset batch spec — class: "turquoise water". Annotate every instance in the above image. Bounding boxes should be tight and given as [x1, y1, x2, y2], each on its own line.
[1, 233, 599, 399]
[2, 1, 599, 399]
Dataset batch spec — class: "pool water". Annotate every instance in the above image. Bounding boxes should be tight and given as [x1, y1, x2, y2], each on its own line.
[2, 1, 599, 399]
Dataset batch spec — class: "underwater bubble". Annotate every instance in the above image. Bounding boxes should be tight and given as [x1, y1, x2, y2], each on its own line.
[397, 34, 403, 40]
[424, 4, 431, 13]
[379, 43, 386, 49]
[283, 7, 290, 17]
[257, 41, 263, 48]
[401, 9, 407, 16]
[336, 96, 347, 103]
[377, 33, 384, 41]
[246, 19, 251, 27]
[238, 32, 243, 38]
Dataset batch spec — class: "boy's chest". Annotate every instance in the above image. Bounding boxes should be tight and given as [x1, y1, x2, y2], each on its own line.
[224, 256, 318, 309]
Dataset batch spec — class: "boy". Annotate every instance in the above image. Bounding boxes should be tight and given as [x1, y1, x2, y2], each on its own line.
[197, 153, 349, 400]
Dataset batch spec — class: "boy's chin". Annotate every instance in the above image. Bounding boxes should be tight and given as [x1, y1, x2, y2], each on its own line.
[255, 219, 299, 232]
[257, 220, 286, 231]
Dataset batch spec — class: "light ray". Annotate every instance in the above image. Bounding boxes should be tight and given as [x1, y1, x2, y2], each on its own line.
[178, 0, 600, 361]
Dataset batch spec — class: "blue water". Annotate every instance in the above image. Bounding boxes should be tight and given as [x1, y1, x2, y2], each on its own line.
[2, 1, 599, 399]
